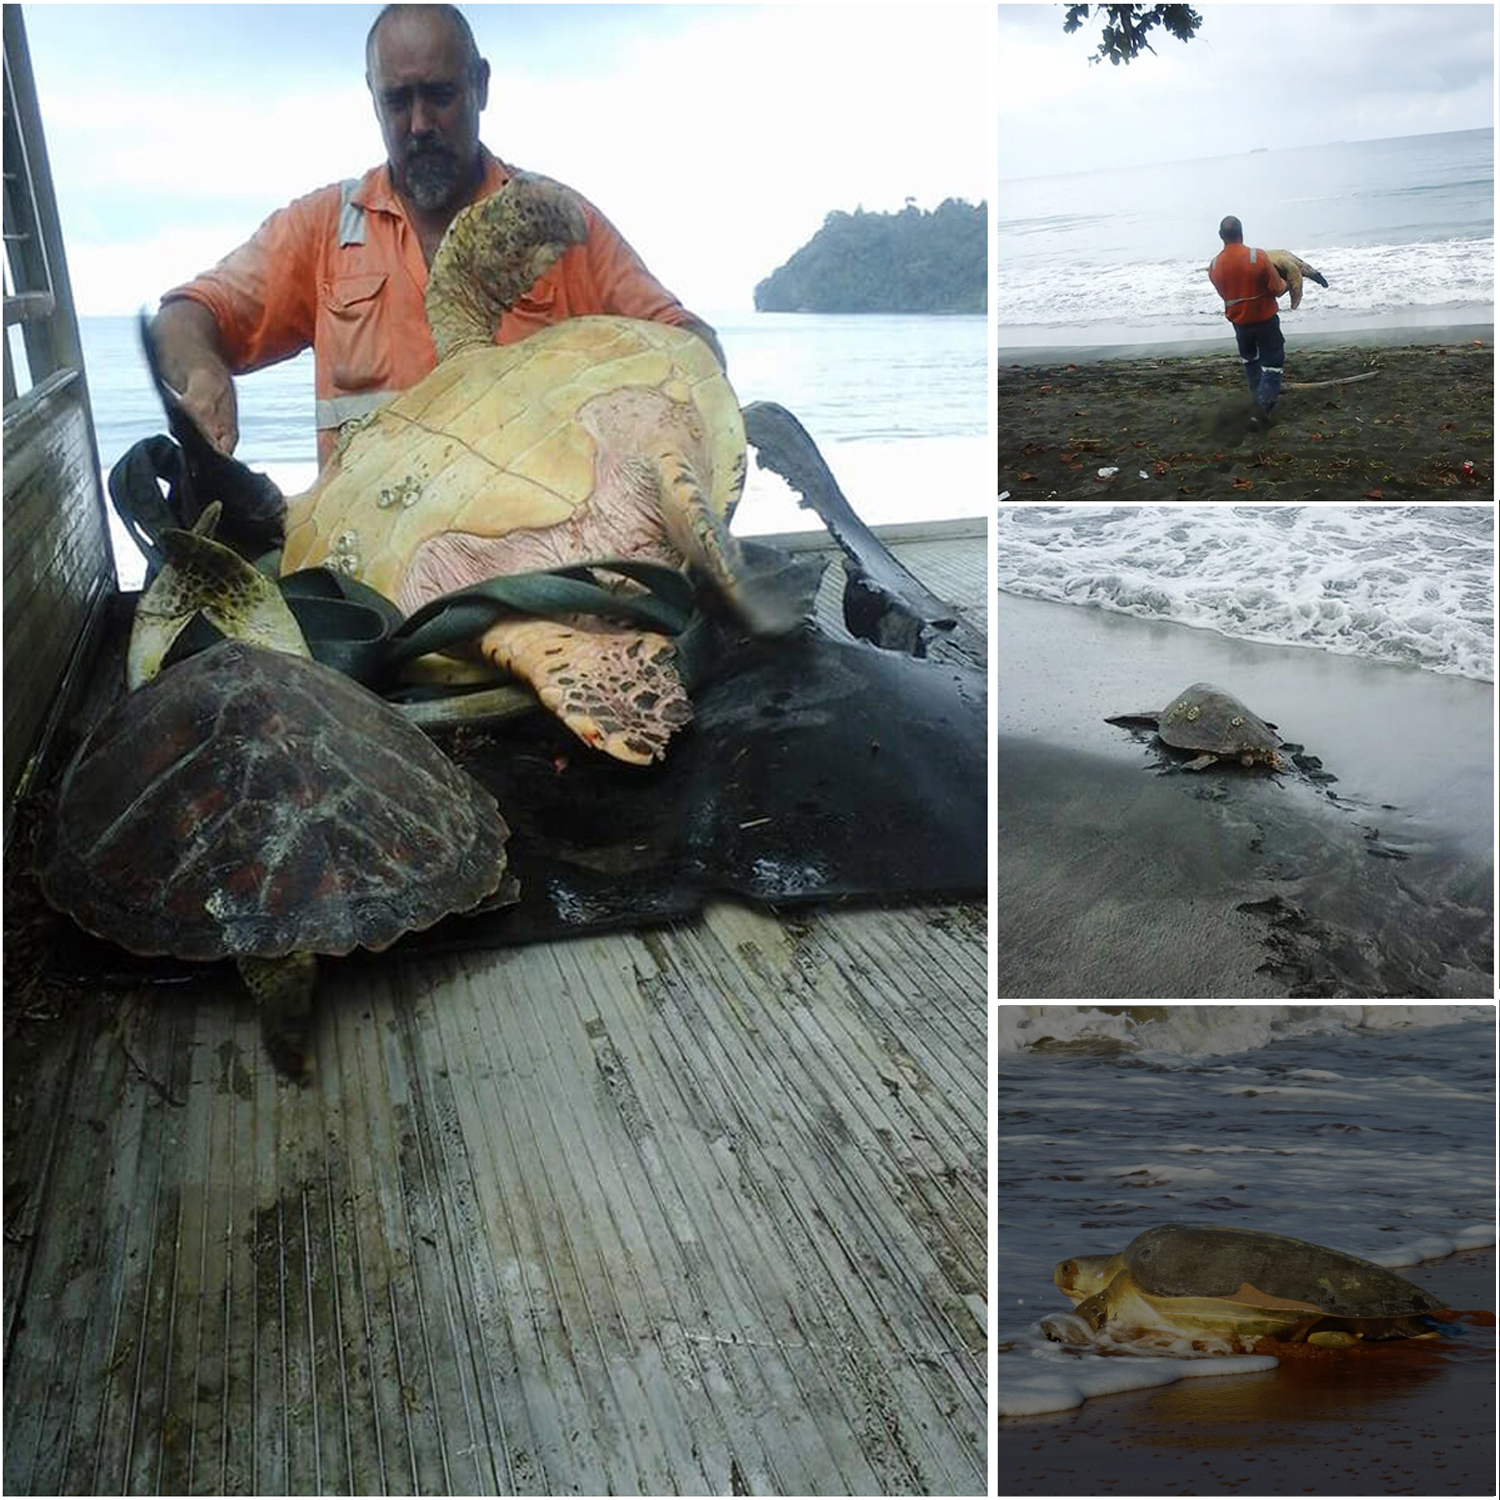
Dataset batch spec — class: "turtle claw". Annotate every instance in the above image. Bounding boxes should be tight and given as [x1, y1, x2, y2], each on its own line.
[1039, 1313, 1093, 1345]
[481, 617, 693, 765]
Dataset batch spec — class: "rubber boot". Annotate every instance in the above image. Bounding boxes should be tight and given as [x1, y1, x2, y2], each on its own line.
[1258, 365, 1283, 416]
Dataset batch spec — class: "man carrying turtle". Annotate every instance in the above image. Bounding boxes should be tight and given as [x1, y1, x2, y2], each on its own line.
[149, 3, 724, 469]
[1207, 215, 1287, 431]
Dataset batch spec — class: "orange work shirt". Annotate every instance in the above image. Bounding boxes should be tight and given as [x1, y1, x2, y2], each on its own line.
[1206, 242, 1287, 326]
[162, 150, 703, 466]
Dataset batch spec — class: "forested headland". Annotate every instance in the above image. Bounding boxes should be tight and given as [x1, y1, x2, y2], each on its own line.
[753, 199, 986, 314]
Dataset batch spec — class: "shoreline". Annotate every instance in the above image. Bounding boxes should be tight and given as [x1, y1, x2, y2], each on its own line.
[994, 592, 1494, 999]
[999, 331, 1493, 500]
[998, 319, 1494, 366]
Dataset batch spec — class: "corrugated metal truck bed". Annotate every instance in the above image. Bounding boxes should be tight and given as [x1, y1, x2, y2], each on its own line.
[4, 523, 987, 1495]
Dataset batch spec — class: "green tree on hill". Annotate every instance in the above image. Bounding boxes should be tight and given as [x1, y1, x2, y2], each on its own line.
[1063, 3, 1203, 65]
[753, 199, 986, 315]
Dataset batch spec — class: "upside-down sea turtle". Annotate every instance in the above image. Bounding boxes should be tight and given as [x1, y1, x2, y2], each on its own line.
[157, 172, 800, 766]
[39, 512, 511, 1076]
[1106, 682, 1283, 770]
[1267, 249, 1330, 311]
[1045, 1224, 1448, 1352]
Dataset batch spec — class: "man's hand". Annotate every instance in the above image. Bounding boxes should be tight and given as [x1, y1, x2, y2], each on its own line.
[177, 365, 239, 454]
[149, 300, 240, 453]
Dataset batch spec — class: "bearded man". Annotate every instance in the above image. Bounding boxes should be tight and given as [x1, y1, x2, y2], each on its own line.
[149, 3, 722, 468]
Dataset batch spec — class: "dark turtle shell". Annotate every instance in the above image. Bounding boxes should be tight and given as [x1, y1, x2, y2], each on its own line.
[41, 640, 508, 961]
[1124, 1224, 1445, 1320]
[1155, 682, 1280, 762]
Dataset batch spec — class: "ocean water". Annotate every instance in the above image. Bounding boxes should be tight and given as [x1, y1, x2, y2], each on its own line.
[75, 311, 988, 588]
[996, 505, 1495, 682]
[996, 128, 1494, 347]
[997, 1004, 1498, 1418]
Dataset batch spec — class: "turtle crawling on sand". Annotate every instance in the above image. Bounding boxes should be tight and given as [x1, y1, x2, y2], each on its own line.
[1106, 682, 1283, 771]
[155, 172, 802, 767]
[1043, 1224, 1448, 1352]
[39, 512, 512, 1076]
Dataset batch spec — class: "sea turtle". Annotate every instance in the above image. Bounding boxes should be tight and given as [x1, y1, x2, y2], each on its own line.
[39, 514, 511, 1076]
[158, 171, 799, 767]
[1105, 681, 1283, 771]
[1045, 1224, 1448, 1352]
[1267, 249, 1329, 311]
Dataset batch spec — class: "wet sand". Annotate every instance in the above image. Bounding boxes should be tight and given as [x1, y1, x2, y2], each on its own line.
[995, 592, 1493, 998]
[998, 328, 1493, 501]
[999, 1249, 1497, 1496]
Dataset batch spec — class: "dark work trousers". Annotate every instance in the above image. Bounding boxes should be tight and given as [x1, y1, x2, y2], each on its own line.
[1233, 315, 1285, 411]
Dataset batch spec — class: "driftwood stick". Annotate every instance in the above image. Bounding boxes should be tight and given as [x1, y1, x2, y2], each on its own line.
[1284, 371, 1382, 390]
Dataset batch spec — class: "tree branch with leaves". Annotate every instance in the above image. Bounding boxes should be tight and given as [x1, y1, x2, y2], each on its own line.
[1063, 4, 1203, 65]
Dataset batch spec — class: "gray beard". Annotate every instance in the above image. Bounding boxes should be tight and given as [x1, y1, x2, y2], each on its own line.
[400, 144, 464, 211]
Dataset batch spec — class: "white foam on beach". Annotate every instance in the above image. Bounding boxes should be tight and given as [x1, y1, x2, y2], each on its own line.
[997, 1347, 1279, 1419]
[994, 235, 1494, 339]
[998, 1006, 1497, 1419]
[996, 504, 1494, 682]
[997, 1003, 1488, 1057]
[1372, 1224, 1499, 1268]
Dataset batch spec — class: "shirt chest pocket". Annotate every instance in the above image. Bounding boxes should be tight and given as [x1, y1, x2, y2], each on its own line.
[319, 272, 391, 389]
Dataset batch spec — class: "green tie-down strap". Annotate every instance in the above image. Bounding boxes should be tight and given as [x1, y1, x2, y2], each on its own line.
[105, 428, 711, 701]
[273, 555, 716, 705]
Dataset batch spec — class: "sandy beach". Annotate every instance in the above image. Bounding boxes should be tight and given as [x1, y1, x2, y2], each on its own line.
[995, 591, 1493, 998]
[998, 327, 1494, 501]
[1000, 1247, 1497, 1496]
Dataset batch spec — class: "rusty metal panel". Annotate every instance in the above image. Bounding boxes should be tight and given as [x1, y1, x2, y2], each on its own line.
[2, 371, 113, 808]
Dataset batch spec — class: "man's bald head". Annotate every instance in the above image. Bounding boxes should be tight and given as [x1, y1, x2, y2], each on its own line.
[1219, 216, 1244, 244]
[366, 4, 481, 80]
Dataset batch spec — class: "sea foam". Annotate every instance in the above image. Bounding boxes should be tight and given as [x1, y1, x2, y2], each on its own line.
[996, 505, 1494, 681]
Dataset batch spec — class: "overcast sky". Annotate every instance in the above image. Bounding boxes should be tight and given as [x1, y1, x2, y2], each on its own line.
[999, 3, 1495, 180]
[22, 3, 990, 317]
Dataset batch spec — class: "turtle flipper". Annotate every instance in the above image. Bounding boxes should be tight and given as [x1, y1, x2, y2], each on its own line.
[128, 503, 309, 688]
[236, 951, 317, 1080]
[480, 616, 693, 765]
[652, 448, 805, 639]
[1182, 754, 1219, 771]
[1289, 254, 1329, 288]
[1306, 1328, 1360, 1348]
[1073, 1288, 1112, 1332]
[1104, 711, 1162, 728]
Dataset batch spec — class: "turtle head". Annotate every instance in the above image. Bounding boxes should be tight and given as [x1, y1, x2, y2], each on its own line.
[1054, 1251, 1123, 1303]
[427, 173, 589, 360]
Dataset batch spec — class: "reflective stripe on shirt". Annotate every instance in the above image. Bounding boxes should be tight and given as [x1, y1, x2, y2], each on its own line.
[338, 178, 366, 246]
